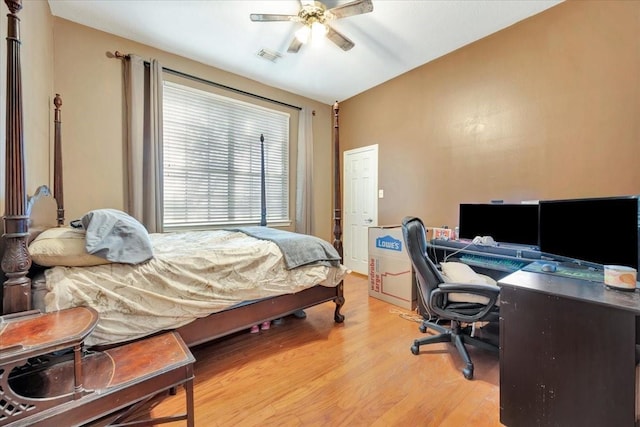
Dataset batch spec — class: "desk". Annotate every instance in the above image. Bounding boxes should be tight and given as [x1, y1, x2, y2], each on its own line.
[428, 239, 541, 277]
[498, 270, 640, 427]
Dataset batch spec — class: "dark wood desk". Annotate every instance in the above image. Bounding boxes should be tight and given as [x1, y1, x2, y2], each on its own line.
[427, 239, 541, 277]
[498, 270, 640, 427]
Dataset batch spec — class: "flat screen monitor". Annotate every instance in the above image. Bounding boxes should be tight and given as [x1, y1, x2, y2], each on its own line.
[538, 196, 639, 269]
[458, 203, 539, 246]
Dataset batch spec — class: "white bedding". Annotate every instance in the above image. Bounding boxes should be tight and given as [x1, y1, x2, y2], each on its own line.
[41, 230, 347, 346]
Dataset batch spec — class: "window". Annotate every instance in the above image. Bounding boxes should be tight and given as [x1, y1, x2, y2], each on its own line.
[162, 81, 290, 230]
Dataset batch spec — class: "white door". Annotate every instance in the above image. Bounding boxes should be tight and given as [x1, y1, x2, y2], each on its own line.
[343, 144, 378, 274]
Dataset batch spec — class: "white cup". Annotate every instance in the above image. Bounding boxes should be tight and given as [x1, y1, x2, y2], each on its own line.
[604, 265, 637, 290]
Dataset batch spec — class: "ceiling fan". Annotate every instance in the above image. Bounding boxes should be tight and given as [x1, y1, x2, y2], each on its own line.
[250, 0, 374, 53]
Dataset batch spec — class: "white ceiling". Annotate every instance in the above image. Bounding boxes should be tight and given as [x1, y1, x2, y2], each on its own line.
[48, 0, 563, 105]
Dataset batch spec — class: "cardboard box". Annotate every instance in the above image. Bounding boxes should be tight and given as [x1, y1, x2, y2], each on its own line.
[368, 225, 417, 310]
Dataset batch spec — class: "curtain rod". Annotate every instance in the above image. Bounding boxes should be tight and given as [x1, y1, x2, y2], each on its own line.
[113, 51, 302, 111]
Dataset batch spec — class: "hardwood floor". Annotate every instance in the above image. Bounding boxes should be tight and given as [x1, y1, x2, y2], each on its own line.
[150, 273, 501, 426]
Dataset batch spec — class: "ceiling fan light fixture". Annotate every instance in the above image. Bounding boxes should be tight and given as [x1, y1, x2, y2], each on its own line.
[295, 25, 311, 44]
[311, 21, 328, 40]
[295, 21, 328, 45]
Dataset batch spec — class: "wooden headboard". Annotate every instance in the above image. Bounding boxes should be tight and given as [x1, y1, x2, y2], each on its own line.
[0, 0, 343, 315]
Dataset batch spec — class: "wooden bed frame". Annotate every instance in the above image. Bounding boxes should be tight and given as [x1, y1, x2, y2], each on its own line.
[0, 0, 345, 347]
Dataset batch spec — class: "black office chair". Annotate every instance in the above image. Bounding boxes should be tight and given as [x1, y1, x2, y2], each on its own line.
[401, 216, 500, 380]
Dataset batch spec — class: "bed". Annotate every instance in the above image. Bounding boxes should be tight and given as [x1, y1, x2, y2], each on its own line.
[0, 0, 347, 349]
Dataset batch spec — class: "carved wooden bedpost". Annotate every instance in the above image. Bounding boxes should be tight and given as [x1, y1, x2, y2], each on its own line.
[2, 0, 31, 314]
[54, 94, 65, 226]
[331, 101, 345, 323]
[332, 101, 343, 261]
[260, 133, 267, 226]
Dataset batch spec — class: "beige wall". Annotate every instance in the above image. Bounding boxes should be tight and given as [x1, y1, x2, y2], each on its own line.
[52, 18, 335, 239]
[340, 0, 640, 229]
[5, 0, 639, 243]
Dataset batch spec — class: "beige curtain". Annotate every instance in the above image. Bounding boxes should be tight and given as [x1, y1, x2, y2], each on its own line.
[124, 55, 164, 233]
[295, 107, 314, 234]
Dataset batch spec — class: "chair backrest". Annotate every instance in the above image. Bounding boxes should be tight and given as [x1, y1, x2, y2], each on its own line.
[401, 216, 446, 306]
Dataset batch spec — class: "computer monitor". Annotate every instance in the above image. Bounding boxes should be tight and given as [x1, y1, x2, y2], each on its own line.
[538, 196, 640, 270]
[458, 203, 539, 246]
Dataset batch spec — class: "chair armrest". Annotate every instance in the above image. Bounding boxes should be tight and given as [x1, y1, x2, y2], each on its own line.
[431, 282, 500, 322]
[438, 282, 500, 299]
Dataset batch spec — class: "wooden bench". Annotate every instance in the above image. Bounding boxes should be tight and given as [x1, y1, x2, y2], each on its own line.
[1, 308, 195, 426]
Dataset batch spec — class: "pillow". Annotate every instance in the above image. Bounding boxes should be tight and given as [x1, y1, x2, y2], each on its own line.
[440, 261, 498, 305]
[29, 226, 112, 267]
[441, 261, 496, 285]
[81, 209, 153, 264]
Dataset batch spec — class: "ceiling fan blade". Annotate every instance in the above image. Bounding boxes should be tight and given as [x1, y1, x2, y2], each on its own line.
[250, 13, 299, 22]
[326, 25, 355, 51]
[288, 37, 304, 53]
[326, 0, 373, 20]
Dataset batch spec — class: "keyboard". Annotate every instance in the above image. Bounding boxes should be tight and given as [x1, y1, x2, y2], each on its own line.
[457, 253, 530, 272]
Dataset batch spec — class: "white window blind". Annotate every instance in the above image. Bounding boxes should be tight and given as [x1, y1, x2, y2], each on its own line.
[162, 81, 290, 229]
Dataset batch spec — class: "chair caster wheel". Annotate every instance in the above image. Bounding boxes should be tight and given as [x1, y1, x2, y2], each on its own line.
[411, 344, 420, 355]
[419, 324, 427, 333]
[463, 367, 474, 380]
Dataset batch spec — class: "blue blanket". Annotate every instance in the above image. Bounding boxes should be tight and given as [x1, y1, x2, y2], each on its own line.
[229, 226, 342, 270]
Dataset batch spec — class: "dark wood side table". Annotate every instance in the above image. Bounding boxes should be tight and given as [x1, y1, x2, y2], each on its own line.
[499, 270, 640, 427]
[1, 309, 195, 427]
[1, 307, 99, 424]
